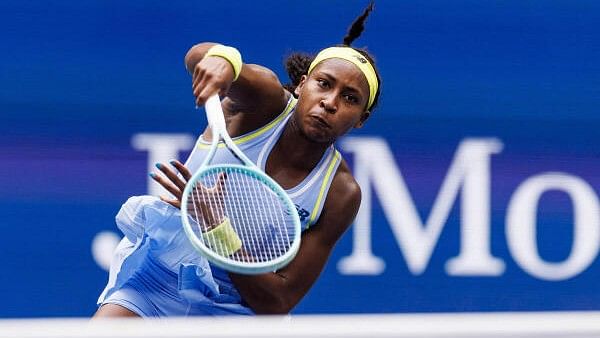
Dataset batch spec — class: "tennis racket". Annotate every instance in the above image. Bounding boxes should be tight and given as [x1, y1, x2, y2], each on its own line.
[181, 94, 301, 274]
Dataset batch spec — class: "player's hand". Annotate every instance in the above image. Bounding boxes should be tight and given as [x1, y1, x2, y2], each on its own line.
[151, 160, 227, 230]
[192, 55, 235, 107]
[185, 171, 227, 231]
[150, 160, 191, 209]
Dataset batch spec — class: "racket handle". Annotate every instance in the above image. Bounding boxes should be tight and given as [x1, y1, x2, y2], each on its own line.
[206, 94, 226, 135]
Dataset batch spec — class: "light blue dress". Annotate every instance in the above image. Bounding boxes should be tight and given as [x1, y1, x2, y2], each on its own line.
[98, 97, 342, 317]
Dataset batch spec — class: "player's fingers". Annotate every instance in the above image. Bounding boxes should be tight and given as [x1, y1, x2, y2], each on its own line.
[159, 195, 181, 209]
[193, 70, 213, 105]
[150, 171, 182, 198]
[170, 160, 192, 181]
[214, 172, 228, 193]
[193, 66, 212, 101]
[193, 63, 205, 88]
[156, 163, 186, 192]
[198, 201, 218, 228]
[185, 195, 204, 222]
[196, 83, 219, 107]
[193, 70, 205, 94]
[193, 77, 207, 103]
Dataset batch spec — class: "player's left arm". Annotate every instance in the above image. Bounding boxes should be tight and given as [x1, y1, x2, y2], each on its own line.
[228, 163, 361, 314]
[151, 159, 361, 314]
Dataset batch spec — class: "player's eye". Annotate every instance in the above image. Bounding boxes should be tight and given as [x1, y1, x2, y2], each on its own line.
[317, 78, 330, 88]
[344, 94, 359, 104]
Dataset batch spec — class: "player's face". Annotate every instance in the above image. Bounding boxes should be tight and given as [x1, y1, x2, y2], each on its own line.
[294, 59, 371, 144]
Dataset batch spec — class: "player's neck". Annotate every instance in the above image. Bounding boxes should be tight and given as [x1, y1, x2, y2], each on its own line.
[275, 118, 331, 170]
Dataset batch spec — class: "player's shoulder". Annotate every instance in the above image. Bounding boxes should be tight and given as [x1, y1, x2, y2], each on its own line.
[235, 63, 285, 104]
[243, 63, 280, 81]
[309, 157, 361, 244]
[327, 158, 362, 214]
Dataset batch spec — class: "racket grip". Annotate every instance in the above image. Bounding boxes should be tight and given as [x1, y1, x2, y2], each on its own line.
[205, 94, 226, 134]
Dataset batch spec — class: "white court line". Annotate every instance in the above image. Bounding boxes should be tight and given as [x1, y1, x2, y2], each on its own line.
[1, 312, 600, 337]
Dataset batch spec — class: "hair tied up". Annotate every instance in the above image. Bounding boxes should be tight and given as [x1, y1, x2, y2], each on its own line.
[342, 1, 374, 46]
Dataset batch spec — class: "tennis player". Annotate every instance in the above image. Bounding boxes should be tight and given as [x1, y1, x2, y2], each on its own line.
[95, 3, 381, 317]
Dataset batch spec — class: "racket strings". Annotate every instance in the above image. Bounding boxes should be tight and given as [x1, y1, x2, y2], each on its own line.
[233, 169, 290, 262]
[187, 168, 295, 263]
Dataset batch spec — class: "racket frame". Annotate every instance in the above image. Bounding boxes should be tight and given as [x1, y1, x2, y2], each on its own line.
[181, 95, 302, 274]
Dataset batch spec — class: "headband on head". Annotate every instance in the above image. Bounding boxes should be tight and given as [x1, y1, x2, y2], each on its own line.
[308, 47, 378, 110]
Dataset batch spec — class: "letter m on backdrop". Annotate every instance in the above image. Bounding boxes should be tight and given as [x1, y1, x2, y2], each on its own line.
[337, 137, 505, 276]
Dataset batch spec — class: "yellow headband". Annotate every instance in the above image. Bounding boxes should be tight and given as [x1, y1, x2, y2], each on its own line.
[308, 46, 378, 110]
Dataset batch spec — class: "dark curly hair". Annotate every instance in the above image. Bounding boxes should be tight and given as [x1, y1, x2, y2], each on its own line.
[283, 2, 381, 111]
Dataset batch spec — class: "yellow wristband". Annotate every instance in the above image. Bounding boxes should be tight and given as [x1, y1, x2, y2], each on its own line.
[205, 44, 243, 81]
[202, 217, 242, 257]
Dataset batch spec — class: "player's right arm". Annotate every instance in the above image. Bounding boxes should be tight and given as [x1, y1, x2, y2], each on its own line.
[184, 43, 289, 129]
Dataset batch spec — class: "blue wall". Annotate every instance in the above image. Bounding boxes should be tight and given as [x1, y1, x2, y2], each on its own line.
[1, 1, 599, 317]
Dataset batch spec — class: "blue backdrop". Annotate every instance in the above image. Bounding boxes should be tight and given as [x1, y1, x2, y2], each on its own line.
[1, 0, 599, 317]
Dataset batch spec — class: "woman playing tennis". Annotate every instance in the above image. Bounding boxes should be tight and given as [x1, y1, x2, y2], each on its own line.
[95, 3, 381, 317]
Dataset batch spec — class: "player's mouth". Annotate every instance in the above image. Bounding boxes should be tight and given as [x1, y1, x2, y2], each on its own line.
[309, 114, 331, 129]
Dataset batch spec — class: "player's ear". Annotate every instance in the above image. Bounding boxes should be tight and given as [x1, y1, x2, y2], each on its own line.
[294, 75, 308, 97]
[354, 110, 370, 128]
